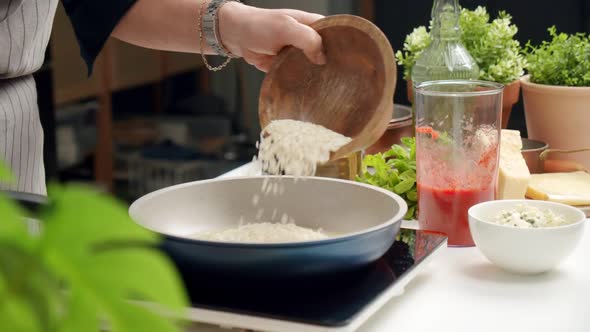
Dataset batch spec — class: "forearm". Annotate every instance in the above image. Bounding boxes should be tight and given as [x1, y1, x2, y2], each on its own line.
[110, 0, 324, 72]
[111, 0, 218, 54]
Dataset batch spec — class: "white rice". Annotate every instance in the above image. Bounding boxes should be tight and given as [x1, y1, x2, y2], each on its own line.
[256, 119, 352, 176]
[211, 120, 349, 244]
[195, 222, 328, 243]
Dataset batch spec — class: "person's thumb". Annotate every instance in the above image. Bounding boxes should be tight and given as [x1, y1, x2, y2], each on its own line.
[281, 15, 326, 65]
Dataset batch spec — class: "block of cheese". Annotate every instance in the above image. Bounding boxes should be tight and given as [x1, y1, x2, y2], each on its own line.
[526, 171, 590, 206]
[496, 130, 531, 199]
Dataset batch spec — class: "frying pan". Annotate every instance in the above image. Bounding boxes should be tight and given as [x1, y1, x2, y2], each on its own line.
[1, 190, 47, 211]
[129, 176, 406, 279]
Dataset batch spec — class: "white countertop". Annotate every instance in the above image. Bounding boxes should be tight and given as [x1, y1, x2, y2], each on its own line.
[191, 162, 590, 332]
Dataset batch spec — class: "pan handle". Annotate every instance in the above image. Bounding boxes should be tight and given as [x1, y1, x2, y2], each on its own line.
[0, 190, 47, 212]
[539, 147, 590, 161]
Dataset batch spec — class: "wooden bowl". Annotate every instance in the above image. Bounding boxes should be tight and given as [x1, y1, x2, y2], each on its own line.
[259, 15, 396, 160]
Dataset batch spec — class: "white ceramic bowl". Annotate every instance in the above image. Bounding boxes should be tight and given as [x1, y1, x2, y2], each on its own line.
[468, 200, 586, 274]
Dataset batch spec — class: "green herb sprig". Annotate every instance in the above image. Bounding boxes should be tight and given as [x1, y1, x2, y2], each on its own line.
[356, 137, 417, 220]
[525, 26, 590, 87]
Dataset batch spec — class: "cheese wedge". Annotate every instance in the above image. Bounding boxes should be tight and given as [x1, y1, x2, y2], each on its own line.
[526, 171, 590, 206]
[497, 130, 531, 199]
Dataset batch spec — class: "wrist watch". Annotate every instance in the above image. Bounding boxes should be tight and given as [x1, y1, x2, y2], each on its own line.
[202, 0, 240, 58]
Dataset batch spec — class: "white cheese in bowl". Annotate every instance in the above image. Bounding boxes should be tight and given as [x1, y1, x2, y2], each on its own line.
[494, 204, 571, 228]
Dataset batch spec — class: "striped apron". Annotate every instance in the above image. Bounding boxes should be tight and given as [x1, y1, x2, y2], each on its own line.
[0, 0, 58, 195]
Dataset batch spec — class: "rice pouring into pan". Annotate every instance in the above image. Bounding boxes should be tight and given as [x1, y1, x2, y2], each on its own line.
[256, 119, 352, 176]
[194, 119, 352, 244]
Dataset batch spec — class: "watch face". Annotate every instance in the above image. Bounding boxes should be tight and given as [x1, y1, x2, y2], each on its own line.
[168, 229, 446, 327]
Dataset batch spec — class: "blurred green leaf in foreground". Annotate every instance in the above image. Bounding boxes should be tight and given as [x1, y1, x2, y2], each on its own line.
[0, 163, 188, 332]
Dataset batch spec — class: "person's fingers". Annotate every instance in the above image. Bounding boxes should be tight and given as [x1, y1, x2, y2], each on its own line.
[254, 59, 273, 72]
[243, 50, 275, 72]
[274, 9, 324, 25]
[278, 15, 326, 65]
[221, 5, 327, 68]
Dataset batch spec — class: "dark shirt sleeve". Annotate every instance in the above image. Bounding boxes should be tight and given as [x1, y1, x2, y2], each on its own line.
[61, 0, 137, 75]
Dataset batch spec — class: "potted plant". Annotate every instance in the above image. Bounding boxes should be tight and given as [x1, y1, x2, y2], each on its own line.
[396, 6, 526, 128]
[522, 27, 590, 169]
[0, 164, 188, 332]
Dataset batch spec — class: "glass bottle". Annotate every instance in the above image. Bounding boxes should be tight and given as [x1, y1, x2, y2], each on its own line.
[411, 0, 479, 84]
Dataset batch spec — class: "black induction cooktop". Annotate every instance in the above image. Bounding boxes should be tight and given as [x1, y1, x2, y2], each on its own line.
[167, 228, 447, 328]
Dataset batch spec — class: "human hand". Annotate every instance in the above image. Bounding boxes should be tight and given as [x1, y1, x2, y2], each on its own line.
[218, 2, 326, 72]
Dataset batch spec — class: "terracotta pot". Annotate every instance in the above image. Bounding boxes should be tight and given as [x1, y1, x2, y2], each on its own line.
[406, 79, 521, 129]
[521, 75, 590, 169]
[501, 80, 521, 129]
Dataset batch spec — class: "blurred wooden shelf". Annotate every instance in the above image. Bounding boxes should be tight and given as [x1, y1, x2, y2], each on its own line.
[50, 3, 207, 190]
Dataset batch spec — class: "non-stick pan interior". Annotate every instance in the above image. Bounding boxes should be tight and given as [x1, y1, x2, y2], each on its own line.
[129, 176, 406, 243]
